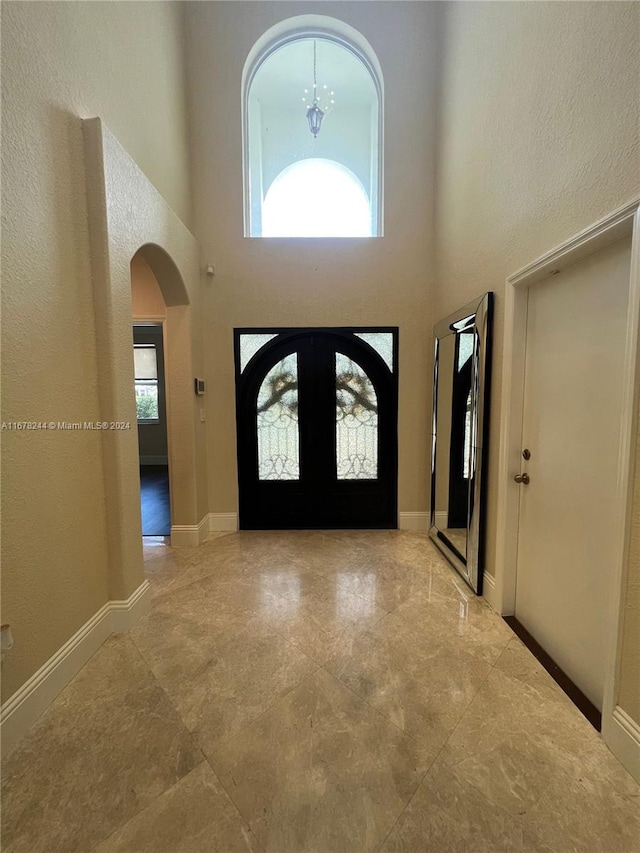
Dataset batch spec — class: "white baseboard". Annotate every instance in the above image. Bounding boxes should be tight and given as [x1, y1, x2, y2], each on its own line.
[139, 455, 168, 466]
[482, 571, 499, 611]
[434, 510, 448, 529]
[209, 512, 238, 532]
[603, 705, 640, 783]
[170, 515, 210, 546]
[398, 512, 430, 531]
[0, 581, 151, 758]
[110, 579, 151, 632]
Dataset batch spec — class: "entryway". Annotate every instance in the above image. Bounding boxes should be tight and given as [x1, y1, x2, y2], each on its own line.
[234, 328, 398, 529]
[133, 323, 171, 536]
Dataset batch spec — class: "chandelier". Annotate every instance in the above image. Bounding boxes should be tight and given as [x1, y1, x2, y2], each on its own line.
[301, 41, 335, 138]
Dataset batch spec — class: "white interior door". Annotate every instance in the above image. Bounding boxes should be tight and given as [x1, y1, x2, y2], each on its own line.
[514, 236, 632, 710]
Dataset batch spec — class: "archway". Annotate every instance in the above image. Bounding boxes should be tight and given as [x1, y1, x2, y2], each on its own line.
[83, 117, 209, 616]
[242, 15, 384, 237]
[262, 159, 371, 238]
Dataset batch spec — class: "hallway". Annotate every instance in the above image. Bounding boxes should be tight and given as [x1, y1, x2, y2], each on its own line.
[2, 532, 638, 852]
[139, 465, 171, 536]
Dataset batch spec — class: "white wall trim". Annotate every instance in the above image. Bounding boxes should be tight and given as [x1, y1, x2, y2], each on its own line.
[434, 510, 448, 529]
[208, 512, 239, 532]
[0, 581, 151, 758]
[603, 706, 640, 783]
[170, 514, 238, 543]
[398, 512, 430, 531]
[139, 455, 168, 466]
[507, 198, 640, 288]
[482, 571, 498, 611]
[110, 580, 152, 632]
[170, 515, 210, 546]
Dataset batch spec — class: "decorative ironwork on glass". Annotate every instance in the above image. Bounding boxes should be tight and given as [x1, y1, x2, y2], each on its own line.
[257, 353, 300, 480]
[354, 332, 394, 372]
[240, 333, 278, 372]
[336, 353, 378, 480]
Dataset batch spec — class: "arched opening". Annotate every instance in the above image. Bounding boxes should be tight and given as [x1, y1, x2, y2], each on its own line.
[131, 253, 170, 537]
[262, 159, 371, 237]
[130, 244, 192, 543]
[243, 16, 383, 238]
[136, 243, 191, 307]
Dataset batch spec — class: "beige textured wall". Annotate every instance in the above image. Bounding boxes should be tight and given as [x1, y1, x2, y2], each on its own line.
[620, 398, 640, 722]
[185, 1, 439, 518]
[1, 2, 192, 702]
[132, 255, 167, 320]
[434, 2, 639, 713]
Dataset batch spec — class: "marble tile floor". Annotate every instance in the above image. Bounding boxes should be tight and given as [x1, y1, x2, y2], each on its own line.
[2, 531, 639, 852]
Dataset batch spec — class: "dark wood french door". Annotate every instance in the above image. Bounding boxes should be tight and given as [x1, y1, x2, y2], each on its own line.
[234, 328, 398, 529]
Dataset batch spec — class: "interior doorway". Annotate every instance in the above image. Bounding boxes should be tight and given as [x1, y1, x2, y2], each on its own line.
[235, 328, 398, 529]
[133, 324, 171, 536]
[509, 236, 631, 722]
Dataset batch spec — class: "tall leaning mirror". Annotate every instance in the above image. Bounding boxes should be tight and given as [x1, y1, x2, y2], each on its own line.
[430, 292, 493, 593]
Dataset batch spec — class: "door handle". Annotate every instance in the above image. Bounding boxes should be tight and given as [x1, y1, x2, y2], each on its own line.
[514, 473, 530, 485]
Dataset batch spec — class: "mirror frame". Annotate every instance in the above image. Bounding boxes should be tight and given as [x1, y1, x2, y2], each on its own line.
[429, 292, 493, 593]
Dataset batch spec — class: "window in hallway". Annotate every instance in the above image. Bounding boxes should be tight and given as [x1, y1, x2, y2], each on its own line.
[134, 343, 159, 422]
[244, 25, 383, 237]
[262, 158, 371, 238]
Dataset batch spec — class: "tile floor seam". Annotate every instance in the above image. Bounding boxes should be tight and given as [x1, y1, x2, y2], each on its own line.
[87, 759, 212, 852]
[372, 745, 443, 852]
[200, 663, 324, 756]
[201, 756, 264, 853]
[137, 632, 322, 756]
[131, 587, 310, 680]
[125, 632, 216, 769]
[433, 760, 558, 853]
[371, 644, 511, 853]
[324, 653, 500, 761]
[425, 642, 573, 851]
[134, 571, 355, 755]
[433, 639, 501, 763]
[317, 664, 435, 755]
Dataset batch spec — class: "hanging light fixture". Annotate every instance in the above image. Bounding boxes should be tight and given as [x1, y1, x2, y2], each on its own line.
[306, 41, 323, 137]
[301, 41, 335, 139]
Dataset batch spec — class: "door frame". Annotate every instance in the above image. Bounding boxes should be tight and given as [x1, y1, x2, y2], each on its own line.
[233, 326, 399, 530]
[493, 196, 640, 779]
[133, 320, 172, 535]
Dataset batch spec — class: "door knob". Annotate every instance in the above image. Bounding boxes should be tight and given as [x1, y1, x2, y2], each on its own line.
[514, 473, 530, 485]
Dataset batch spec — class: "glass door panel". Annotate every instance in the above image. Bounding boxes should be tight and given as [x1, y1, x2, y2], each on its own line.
[335, 353, 378, 480]
[257, 353, 299, 480]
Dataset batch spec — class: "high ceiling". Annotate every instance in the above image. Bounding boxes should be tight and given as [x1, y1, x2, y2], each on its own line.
[250, 38, 376, 110]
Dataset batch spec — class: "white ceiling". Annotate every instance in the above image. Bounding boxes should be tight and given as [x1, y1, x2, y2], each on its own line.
[250, 38, 376, 110]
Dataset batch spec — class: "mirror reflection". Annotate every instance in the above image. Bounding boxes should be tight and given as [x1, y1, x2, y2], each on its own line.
[430, 293, 493, 594]
[433, 327, 475, 559]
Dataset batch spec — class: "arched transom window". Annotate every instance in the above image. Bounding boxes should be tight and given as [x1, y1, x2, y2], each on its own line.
[243, 20, 383, 238]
